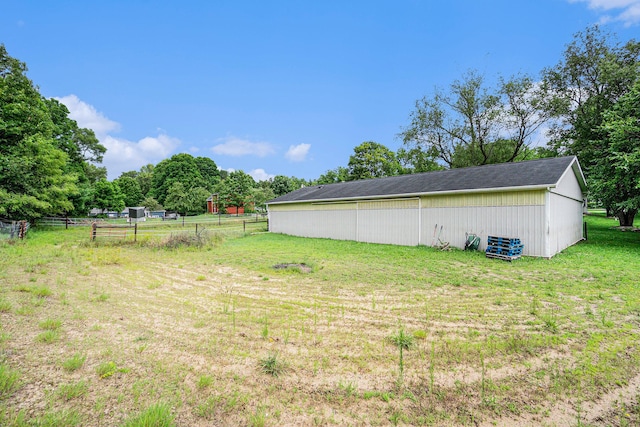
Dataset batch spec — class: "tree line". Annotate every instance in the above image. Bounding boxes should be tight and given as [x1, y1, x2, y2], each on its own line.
[1, 26, 639, 225]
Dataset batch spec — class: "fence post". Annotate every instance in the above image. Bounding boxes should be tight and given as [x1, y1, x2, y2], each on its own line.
[91, 222, 97, 241]
[65, 216, 69, 230]
[196, 223, 198, 235]
[243, 220, 246, 233]
[134, 222, 138, 242]
[182, 216, 185, 227]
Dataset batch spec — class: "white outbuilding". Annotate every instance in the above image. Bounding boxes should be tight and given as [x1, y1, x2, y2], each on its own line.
[266, 156, 587, 258]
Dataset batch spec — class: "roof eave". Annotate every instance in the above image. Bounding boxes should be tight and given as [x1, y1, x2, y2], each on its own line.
[266, 183, 554, 205]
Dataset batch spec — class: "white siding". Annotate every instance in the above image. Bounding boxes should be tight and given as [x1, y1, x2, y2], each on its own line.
[269, 209, 357, 241]
[357, 208, 419, 245]
[420, 205, 547, 257]
[547, 167, 585, 256]
[554, 164, 585, 201]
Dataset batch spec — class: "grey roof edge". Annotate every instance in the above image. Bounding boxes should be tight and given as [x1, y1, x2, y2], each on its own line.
[266, 156, 584, 205]
[569, 157, 587, 191]
[267, 183, 555, 205]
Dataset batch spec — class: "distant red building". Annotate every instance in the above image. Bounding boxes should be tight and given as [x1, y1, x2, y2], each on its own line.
[206, 194, 250, 215]
[206, 195, 219, 214]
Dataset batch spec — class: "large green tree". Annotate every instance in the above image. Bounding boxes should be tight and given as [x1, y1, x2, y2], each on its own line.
[271, 175, 295, 197]
[347, 141, 401, 180]
[92, 179, 125, 212]
[163, 182, 209, 215]
[216, 170, 256, 213]
[194, 156, 221, 190]
[541, 26, 640, 225]
[396, 147, 443, 174]
[0, 45, 88, 220]
[401, 70, 549, 168]
[119, 164, 154, 198]
[150, 153, 209, 205]
[315, 166, 349, 184]
[114, 175, 143, 207]
[593, 80, 640, 225]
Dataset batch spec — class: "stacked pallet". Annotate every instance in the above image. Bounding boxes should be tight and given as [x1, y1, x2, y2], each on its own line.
[485, 236, 523, 261]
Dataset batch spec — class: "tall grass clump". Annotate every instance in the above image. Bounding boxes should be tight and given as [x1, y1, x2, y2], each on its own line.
[0, 364, 20, 397]
[121, 402, 175, 427]
[158, 230, 217, 249]
[62, 354, 86, 372]
[56, 380, 88, 401]
[0, 298, 12, 312]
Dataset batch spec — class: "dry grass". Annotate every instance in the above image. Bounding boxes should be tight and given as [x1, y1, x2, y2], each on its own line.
[0, 214, 638, 426]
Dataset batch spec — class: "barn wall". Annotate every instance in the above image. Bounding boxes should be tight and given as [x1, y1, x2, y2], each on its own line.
[268, 200, 420, 245]
[268, 185, 583, 257]
[356, 199, 420, 246]
[269, 202, 357, 241]
[420, 204, 547, 256]
[548, 170, 585, 256]
[418, 190, 547, 256]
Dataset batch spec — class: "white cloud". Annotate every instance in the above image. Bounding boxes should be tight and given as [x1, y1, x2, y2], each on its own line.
[56, 94, 180, 179]
[249, 168, 275, 181]
[570, 0, 640, 25]
[211, 136, 275, 157]
[101, 134, 180, 179]
[285, 143, 311, 162]
[55, 95, 119, 138]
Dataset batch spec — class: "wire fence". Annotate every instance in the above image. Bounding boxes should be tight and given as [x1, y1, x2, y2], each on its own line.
[89, 219, 268, 242]
[22, 214, 269, 243]
[40, 213, 267, 228]
[0, 219, 30, 240]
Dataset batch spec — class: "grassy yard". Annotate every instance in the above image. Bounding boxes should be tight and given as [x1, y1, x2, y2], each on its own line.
[0, 213, 638, 426]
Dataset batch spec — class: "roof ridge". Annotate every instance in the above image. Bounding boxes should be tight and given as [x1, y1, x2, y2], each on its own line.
[268, 156, 579, 204]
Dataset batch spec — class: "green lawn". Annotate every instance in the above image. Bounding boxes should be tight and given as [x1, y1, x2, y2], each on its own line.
[0, 213, 638, 426]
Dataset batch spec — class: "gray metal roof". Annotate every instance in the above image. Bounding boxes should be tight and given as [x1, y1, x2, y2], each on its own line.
[268, 156, 585, 204]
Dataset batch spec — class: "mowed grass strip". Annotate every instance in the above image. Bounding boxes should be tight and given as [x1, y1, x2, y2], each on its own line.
[0, 213, 637, 426]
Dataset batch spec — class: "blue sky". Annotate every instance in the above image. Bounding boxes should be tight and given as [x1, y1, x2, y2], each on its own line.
[2, 1, 639, 181]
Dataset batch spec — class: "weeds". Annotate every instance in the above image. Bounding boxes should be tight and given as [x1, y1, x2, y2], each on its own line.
[388, 328, 415, 384]
[39, 318, 61, 330]
[248, 406, 267, 427]
[196, 375, 213, 389]
[0, 364, 20, 397]
[56, 381, 88, 401]
[158, 230, 212, 249]
[259, 354, 287, 377]
[29, 409, 82, 426]
[96, 361, 118, 379]
[121, 402, 175, 427]
[36, 330, 59, 343]
[62, 354, 86, 372]
[195, 396, 221, 419]
[31, 286, 52, 298]
[0, 299, 12, 312]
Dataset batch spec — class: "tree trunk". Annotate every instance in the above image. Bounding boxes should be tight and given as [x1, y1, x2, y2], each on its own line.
[617, 209, 637, 227]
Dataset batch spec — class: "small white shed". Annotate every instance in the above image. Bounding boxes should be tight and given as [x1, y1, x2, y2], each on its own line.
[266, 156, 587, 258]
